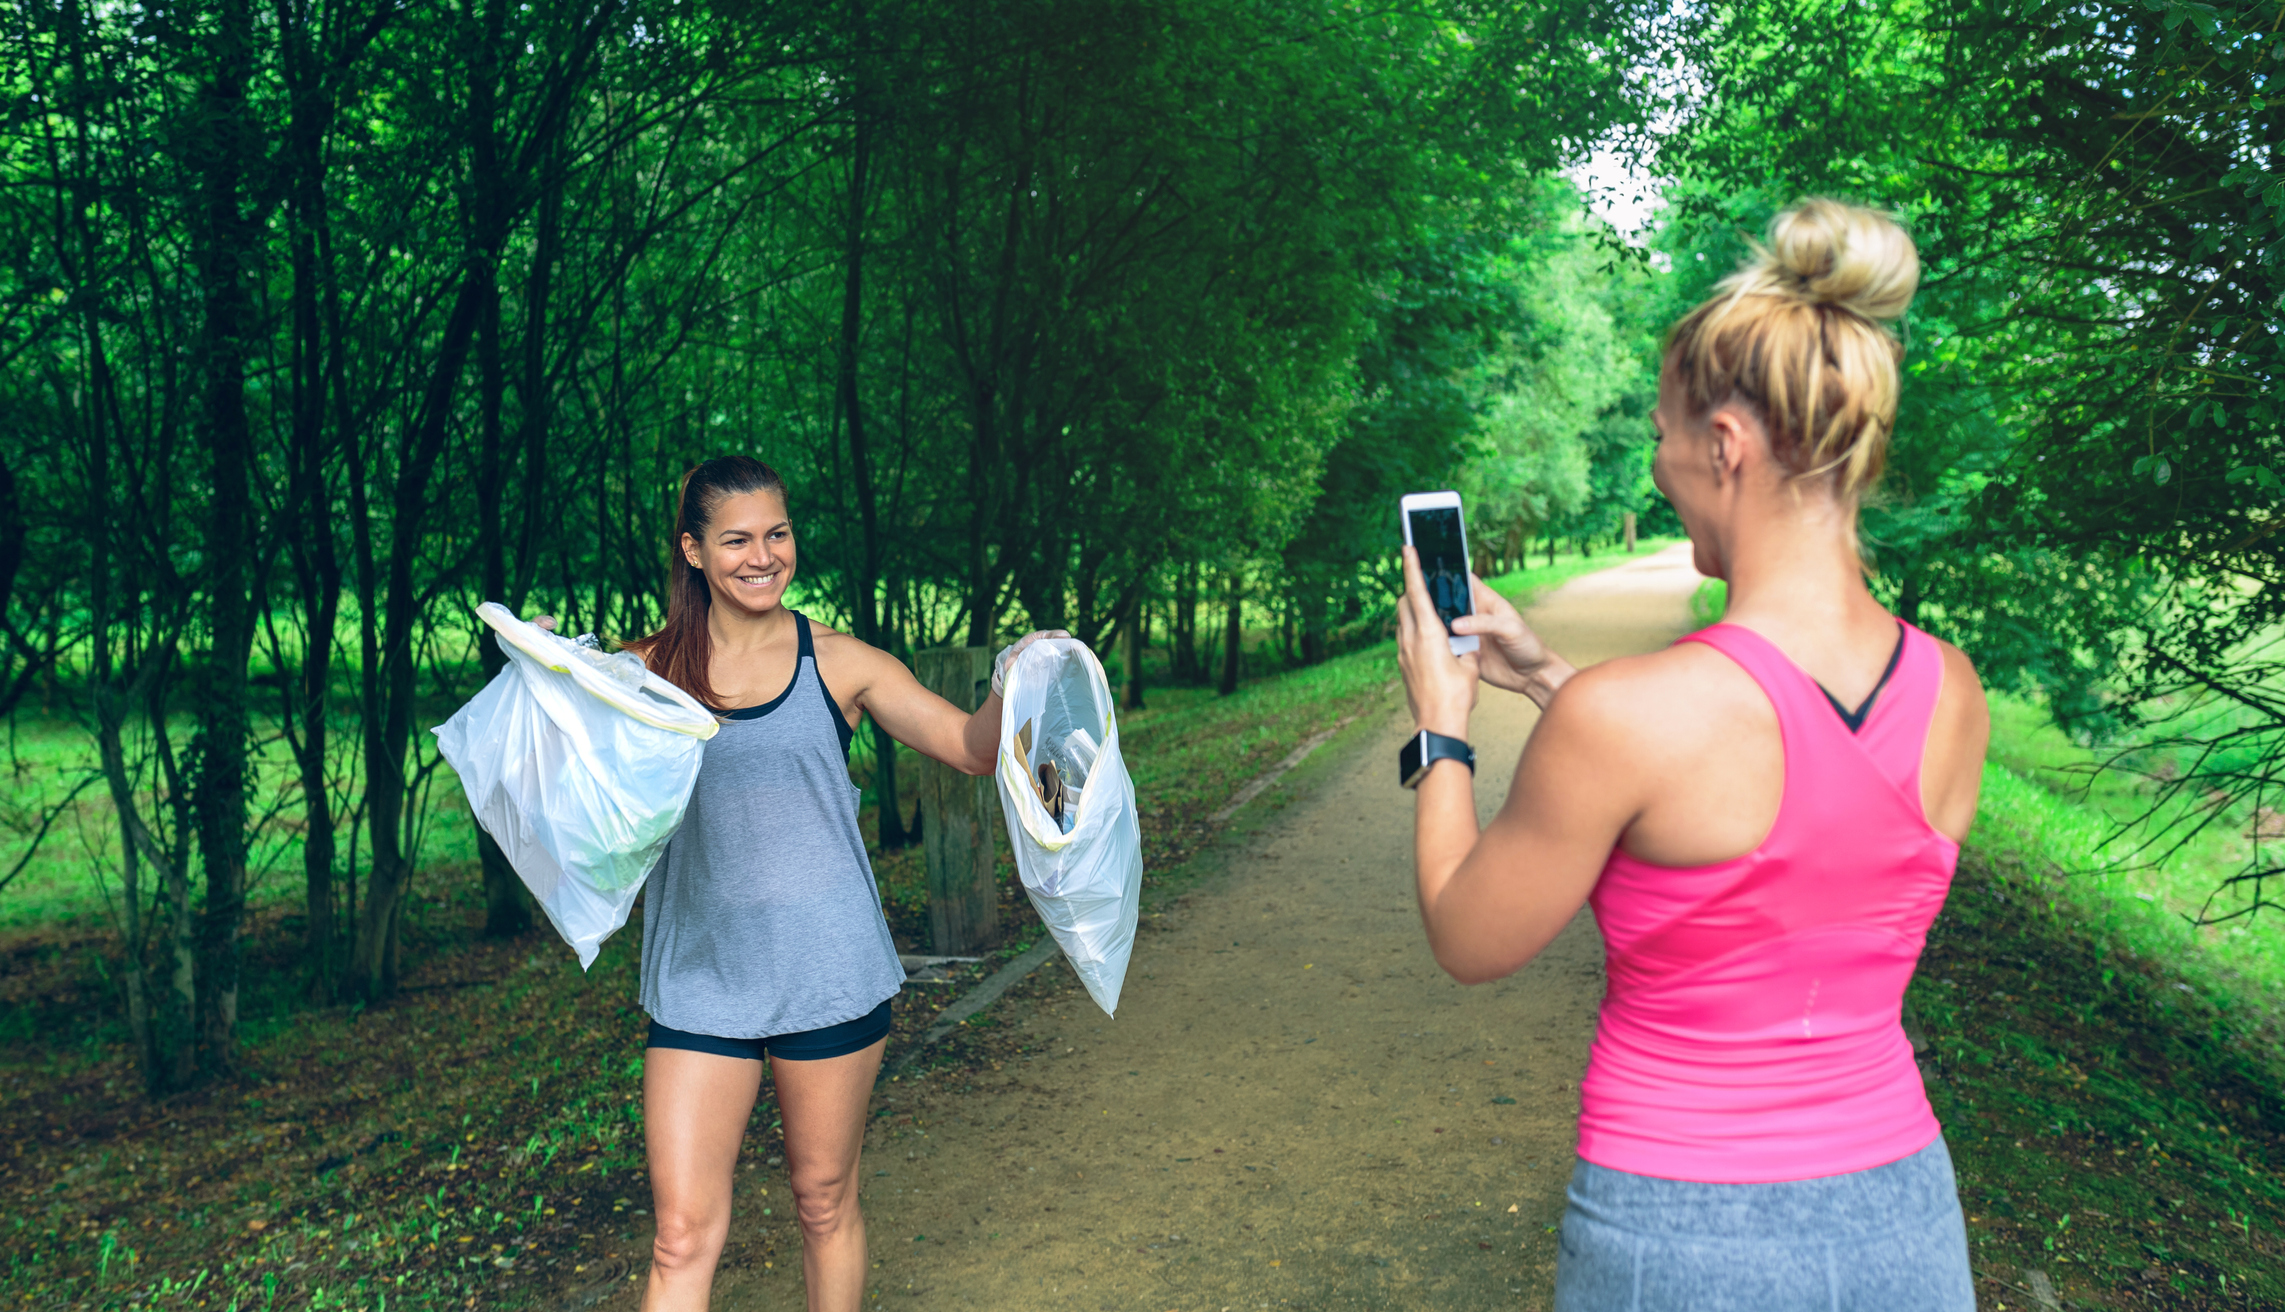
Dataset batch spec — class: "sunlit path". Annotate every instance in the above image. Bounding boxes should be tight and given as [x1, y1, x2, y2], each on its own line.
[689, 545, 1709, 1311]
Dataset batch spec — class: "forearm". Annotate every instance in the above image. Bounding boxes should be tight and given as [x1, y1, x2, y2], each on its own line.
[1413, 756, 1479, 895]
[1412, 715, 1481, 964]
[957, 694, 1003, 775]
[867, 689, 1000, 777]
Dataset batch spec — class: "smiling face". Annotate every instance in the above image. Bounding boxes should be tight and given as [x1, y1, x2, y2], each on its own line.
[680, 488, 796, 617]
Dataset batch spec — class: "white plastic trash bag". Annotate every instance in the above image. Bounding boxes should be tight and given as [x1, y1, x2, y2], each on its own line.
[993, 637, 1143, 1016]
[433, 603, 718, 968]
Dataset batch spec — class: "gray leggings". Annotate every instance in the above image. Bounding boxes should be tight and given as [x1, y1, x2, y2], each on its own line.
[1554, 1137, 1975, 1312]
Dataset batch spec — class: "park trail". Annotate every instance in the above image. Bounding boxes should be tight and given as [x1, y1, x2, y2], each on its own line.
[710, 544, 1709, 1311]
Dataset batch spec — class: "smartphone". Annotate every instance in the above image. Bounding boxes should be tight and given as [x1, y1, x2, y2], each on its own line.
[1400, 490, 1478, 655]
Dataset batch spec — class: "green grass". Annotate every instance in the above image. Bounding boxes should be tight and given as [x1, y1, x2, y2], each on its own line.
[0, 710, 488, 942]
[1980, 696, 2285, 1003]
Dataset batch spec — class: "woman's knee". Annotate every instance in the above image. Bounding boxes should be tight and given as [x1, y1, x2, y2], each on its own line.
[789, 1167, 858, 1238]
[649, 1206, 729, 1272]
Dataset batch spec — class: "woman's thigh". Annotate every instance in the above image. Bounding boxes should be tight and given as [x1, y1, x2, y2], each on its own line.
[644, 1047, 765, 1227]
[770, 1039, 885, 1216]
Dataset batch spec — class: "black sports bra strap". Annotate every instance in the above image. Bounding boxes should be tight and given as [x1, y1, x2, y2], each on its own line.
[791, 612, 855, 758]
[1819, 620, 1907, 735]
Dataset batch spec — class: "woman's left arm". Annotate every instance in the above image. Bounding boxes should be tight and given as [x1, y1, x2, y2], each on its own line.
[1398, 548, 1650, 983]
[840, 630, 1067, 776]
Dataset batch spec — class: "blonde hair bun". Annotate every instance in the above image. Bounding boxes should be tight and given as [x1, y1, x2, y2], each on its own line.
[1665, 199, 1924, 505]
[1726, 198, 1918, 325]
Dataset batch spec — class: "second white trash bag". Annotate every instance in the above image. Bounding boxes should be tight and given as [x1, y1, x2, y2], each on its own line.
[993, 637, 1143, 1016]
[433, 604, 719, 969]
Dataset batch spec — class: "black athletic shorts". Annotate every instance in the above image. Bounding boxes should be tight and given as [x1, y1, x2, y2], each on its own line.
[645, 998, 893, 1062]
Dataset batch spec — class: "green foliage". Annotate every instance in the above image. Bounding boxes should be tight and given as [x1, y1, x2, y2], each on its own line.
[1663, 0, 2285, 911]
[1462, 194, 1636, 558]
[0, 0, 1679, 1084]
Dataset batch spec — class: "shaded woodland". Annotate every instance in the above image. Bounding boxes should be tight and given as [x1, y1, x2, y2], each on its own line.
[0, 0, 2278, 1100]
[0, 0, 1671, 1092]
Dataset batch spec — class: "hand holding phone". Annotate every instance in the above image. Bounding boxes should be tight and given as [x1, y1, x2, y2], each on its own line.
[1399, 491, 1478, 656]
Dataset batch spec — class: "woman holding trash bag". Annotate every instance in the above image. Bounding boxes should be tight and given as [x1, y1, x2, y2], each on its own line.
[545, 456, 1059, 1312]
[1395, 201, 1986, 1311]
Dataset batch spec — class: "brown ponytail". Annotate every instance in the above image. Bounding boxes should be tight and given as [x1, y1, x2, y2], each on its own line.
[624, 456, 787, 709]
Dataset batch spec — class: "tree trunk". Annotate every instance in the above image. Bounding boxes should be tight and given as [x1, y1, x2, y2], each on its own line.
[837, 37, 910, 848]
[350, 269, 489, 999]
[470, 2, 533, 938]
[916, 648, 997, 953]
[278, 4, 345, 1000]
[513, 133, 563, 608]
[75, 280, 188, 1092]
[191, 0, 260, 1073]
[1173, 559, 1199, 682]
[1218, 570, 1241, 696]
[1121, 595, 1146, 711]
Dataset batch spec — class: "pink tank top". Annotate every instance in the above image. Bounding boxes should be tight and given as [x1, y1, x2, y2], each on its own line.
[1576, 621, 1958, 1184]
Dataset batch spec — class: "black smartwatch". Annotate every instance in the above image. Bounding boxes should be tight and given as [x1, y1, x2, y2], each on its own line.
[1399, 729, 1475, 789]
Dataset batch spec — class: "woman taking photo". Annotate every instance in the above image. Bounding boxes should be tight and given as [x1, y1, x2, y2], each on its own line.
[1396, 201, 1985, 1310]
[569, 456, 1054, 1311]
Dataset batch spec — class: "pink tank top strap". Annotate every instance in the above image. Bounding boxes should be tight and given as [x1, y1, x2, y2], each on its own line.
[1855, 623, 1944, 801]
[1676, 622, 1835, 731]
[1677, 620, 1943, 818]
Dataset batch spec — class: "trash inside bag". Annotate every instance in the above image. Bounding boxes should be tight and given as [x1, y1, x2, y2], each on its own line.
[434, 604, 718, 968]
[994, 638, 1142, 1016]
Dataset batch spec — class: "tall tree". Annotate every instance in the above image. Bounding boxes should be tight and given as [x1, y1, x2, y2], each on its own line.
[187, 0, 261, 1070]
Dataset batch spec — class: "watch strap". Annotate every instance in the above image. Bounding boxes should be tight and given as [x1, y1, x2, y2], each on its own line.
[1400, 729, 1475, 789]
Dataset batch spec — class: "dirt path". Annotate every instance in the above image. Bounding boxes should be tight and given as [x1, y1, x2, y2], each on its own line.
[711, 545, 1709, 1311]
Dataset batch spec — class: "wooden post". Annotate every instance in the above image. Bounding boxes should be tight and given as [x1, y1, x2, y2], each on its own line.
[1623, 510, 1637, 553]
[916, 647, 998, 954]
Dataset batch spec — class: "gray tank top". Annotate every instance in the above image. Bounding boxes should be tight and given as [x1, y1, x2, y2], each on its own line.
[640, 615, 906, 1038]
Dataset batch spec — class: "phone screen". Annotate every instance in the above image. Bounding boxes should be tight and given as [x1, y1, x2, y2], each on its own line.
[1408, 506, 1472, 632]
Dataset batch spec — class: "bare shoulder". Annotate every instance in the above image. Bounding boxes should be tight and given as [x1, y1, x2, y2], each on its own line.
[1931, 635, 1991, 737]
[1543, 641, 1767, 741]
[1933, 636, 1986, 696]
[1517, 641, 1777, 847]
[805, 618, 880, 670]
[803, 619, 913, 693]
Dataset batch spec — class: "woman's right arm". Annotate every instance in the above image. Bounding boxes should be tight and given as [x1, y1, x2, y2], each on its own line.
[1412, 664, 1666, 983]
[1399, 549, 1663, 984]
